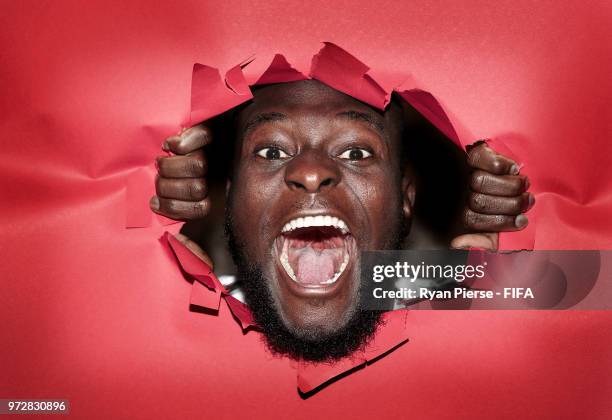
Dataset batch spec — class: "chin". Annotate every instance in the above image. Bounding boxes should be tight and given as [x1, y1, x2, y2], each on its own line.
[275, 285, 361, 342]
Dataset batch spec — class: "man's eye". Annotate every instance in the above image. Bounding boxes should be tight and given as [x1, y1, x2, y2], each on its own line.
[338, 148, 373, 161]
[256, 147, 290, 160]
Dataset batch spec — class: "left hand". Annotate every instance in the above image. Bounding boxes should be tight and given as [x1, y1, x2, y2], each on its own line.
[452, 141, 535, 250]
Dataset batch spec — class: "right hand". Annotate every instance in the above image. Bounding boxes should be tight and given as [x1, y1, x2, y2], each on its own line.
[149, 123, 212, 220]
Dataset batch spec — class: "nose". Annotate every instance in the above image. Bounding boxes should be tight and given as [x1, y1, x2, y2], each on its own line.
[284, 150, 341, 193]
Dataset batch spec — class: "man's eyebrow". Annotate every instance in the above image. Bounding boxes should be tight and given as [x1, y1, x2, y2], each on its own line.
[243, 112, 287, 135]
[336, 110, 385, 135]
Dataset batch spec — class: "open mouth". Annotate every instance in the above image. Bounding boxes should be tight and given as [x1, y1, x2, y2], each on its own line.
[274, 215, 355, 289]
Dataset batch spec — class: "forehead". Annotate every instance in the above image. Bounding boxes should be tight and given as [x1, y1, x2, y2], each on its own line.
[248, 79, 374, 111]
[236, 80, 401, 133]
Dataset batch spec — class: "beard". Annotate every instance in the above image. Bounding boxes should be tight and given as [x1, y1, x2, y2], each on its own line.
[223, 202, 408, 363]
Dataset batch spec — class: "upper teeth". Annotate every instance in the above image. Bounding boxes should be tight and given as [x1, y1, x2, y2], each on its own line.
[281, 216, 349, 234]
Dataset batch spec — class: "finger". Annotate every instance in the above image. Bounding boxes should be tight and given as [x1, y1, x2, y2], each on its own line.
[156, 177, 208, 201]
[470, 170, 529, 196]
[464, 209, 529, 232]
[157, 150, 206, 178]
[469, 192, 535, 215]
[451, 233, 498, 251]
[163, 124, 212, 155]
[149, 196, 211, 220]
[467, 141, 519, 175]
[174, 233, 214, 268]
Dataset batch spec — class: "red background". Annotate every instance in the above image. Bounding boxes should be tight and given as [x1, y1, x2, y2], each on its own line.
[1, 1, 611, 418]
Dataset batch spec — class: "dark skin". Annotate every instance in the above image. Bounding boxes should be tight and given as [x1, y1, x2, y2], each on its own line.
[228, 82, 410, 333]
[150, 80, 533, 333]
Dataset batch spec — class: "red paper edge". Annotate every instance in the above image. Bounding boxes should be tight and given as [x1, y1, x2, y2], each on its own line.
[297, 310, 410, 393]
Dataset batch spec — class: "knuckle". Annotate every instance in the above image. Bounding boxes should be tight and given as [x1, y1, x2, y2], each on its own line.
[467, 140, 487, 155]
[165, 199, 181, 215]
[155, 176, 162, 193]
[160, 159, 179, 177]
[511, 196, 524, 213]
[510, 177, 523, 193]
[202, 130, 212, 145]
[180, 126, 212, 152]
[194, 123, 212, 140]
[198, 129, 212, 146]
[157, 157, 168, 173]
[192, 199, 210, 218]
[190, 149, 206, 163]
[462, 209, 471, 227]
[187, 179, 206, 200]
[155, 198, 173, 217]
[465, 209, 480, 228]
[467, 151, 480, 168]
[469, 193, 488, 212]
[490, 159, 503, 173]
[174, 142, 190, 155]
[470, 171, 487, 191]
[496, 215, 512, 227]
[187, 158, 205, 176]
[157, 179, 176, 199]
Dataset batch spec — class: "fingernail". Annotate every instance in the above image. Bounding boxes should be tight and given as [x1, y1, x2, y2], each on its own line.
[528, 193, 536, 209]
[524, 177, 530, 189]
[515, 214, 528, 228]
[162, 141, 170, 151]
[510, 164, 519, 175]
[149, 196, 160, 211]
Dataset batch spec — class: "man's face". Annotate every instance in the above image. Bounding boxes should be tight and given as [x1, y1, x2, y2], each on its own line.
[226, 80, 411, 360]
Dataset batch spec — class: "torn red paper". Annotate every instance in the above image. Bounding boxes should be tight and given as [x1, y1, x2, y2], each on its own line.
[161, 231, 257, 331]
[163, 228, 411, 393]
[297, 310, 410, 394]
[254, 54, 308, 86]
[190, 62, 253, 126]
[125, 43, 540, 249]
[396, 89, 461, 148]
[126, 43, 538, 248]
[126, 43, 549, 391]
[310, 42, 390, 109]
[124, 44, 544, 393]
[4, 2, 612, 414]
[126, 165, 179, 228]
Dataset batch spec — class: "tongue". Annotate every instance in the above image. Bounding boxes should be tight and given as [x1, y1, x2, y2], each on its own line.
[294, 247, 336, 284]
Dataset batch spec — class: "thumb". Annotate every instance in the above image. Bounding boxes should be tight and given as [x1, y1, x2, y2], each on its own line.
[451, 233, 498, 251]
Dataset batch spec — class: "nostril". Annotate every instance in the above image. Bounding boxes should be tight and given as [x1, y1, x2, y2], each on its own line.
[320, 178, 333, 187]
[289, 180, 306, 190]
